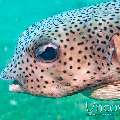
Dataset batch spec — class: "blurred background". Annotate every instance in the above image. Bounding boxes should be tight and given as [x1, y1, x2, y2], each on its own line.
[0, 0, 120, 120]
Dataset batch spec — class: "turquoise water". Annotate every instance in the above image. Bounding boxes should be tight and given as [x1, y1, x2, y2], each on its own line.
[0, 0, 120, 119]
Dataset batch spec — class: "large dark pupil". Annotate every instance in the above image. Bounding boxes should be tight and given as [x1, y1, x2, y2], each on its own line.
[40, 47, 58, 61]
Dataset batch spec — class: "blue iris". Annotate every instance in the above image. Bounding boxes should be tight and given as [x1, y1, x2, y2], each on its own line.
[35, 47, 58, 62]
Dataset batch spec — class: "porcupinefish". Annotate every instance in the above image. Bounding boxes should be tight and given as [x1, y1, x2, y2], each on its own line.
[1, 0, 120, 99]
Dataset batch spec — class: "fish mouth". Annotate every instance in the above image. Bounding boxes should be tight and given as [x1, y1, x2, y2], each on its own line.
[0, 69, 22, 86]
[11, 80, 23, 86]
[0, 70, 24, 92]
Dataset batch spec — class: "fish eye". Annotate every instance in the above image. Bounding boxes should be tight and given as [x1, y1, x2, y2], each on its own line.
[34, 43, 59, 63]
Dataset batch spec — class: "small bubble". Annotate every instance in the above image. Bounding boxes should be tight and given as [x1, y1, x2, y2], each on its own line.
[4, 46, 8, 52]
[10, 99, 17, 106]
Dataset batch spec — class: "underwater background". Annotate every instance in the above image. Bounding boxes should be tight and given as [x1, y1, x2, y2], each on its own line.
[0, 0, 120, 119]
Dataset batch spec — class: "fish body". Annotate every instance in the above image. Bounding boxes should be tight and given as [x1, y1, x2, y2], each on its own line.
[1, 0, 120, 99]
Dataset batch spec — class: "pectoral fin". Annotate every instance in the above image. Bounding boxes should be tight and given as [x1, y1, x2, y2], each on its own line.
[111, 33, 120, 63]
[91, 81, 120, 100]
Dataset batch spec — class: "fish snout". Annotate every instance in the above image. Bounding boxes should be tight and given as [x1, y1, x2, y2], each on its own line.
[0, 55, 23, 80]
[0, 63, 16, 80]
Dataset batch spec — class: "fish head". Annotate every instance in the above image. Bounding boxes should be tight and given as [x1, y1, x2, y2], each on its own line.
[0, 20, 93, 97]
[0, 12, 118, 98]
